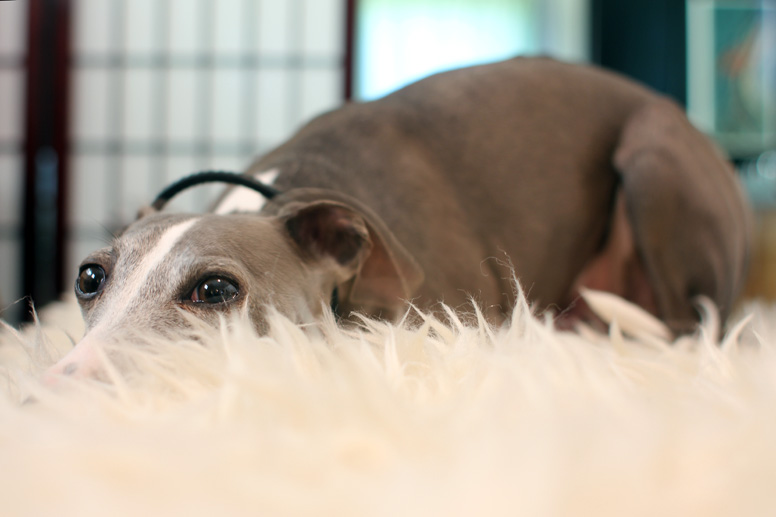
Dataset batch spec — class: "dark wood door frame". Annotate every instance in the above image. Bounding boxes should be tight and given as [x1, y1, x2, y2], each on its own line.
[22, 0, 72, 317]
[343, 0, 357, 101]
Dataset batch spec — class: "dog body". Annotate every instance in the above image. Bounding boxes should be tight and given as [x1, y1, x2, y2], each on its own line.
[225, 57, 751, 327]
[47, 57, 752, 380]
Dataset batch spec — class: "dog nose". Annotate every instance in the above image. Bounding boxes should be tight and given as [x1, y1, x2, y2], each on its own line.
[42, 359, 93, 388]
[42, 336, 104, 386]
[44, 360, 82, 378]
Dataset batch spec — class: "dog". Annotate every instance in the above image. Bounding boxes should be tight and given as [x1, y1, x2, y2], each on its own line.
[45, 57, 752, 381]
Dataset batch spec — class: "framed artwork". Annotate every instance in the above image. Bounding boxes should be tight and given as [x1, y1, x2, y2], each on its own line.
[688, 0, 776, 159]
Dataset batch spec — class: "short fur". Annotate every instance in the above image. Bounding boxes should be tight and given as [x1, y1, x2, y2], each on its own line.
[247, 57, 751, 329]
[47, 57, 752, 379]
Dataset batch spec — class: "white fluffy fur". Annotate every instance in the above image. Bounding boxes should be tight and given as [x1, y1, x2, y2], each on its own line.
[2, 292, 776, 516]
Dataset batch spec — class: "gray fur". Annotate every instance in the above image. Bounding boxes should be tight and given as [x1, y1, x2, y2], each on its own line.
[47, 57, 752, 380]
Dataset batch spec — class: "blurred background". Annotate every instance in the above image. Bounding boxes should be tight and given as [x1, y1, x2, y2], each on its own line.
[0, 0, 774, 324]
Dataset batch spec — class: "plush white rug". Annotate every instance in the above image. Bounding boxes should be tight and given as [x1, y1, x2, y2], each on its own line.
[2, 292, 776, 517]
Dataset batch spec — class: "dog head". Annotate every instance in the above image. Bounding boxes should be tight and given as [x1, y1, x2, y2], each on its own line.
[44, 190, 423, 382]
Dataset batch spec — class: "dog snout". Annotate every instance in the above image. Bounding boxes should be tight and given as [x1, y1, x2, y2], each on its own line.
[42, 336, 106, 386]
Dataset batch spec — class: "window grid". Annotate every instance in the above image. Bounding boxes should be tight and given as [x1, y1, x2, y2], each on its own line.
[67, 0, 346, 281]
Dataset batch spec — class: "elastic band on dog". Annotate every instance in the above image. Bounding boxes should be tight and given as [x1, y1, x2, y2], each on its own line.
[152, 170, 282, 211]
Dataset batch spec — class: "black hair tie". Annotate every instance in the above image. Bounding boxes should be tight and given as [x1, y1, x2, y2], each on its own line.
[152, 170, 282, 211]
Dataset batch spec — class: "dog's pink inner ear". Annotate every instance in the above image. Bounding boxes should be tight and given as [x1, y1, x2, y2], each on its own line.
[285, 204, 371, 268]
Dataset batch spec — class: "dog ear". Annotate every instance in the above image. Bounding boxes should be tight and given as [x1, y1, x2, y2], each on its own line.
[281, 200, 424, 312]
[284, 202, 372, 281]
[614, 99, 752, 332]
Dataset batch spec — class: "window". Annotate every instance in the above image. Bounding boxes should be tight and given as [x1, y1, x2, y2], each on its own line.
[354, 0, 590, 100]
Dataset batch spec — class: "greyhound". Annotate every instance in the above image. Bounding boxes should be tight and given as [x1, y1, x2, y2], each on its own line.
[45, 57, 752, 380]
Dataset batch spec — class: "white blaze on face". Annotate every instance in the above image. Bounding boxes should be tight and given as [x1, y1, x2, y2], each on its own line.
[44, 218, 200, 383]
[215, 169, 279, 215]
[97, 217, 199, 326]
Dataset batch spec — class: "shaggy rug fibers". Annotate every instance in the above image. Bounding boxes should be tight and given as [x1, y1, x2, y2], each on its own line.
[2, 291, 776, 516]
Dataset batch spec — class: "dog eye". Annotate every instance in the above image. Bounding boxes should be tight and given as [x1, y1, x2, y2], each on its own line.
[190, 277, 239, 304]
[76, 265, 106, 298]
